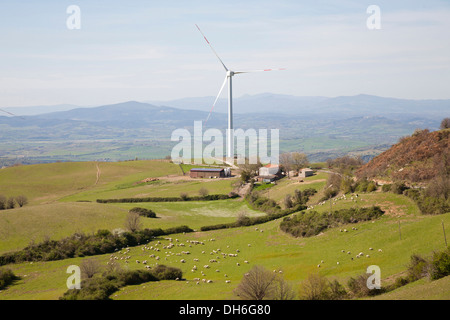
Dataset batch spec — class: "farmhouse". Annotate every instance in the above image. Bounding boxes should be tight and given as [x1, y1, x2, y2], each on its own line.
[190, 168, 228, 179]
[299, 168, 314, 178]
[256, 164, 282, 183]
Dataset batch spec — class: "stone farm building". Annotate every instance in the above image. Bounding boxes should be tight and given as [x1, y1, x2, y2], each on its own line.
[190, 168, 227, 179]
[299, 168, 314, 178]
[256, 164, 282, 183]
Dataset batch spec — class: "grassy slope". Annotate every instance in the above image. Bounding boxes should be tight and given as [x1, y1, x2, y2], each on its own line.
[0, 161, 449, 300]
[0, 160, 182, 205]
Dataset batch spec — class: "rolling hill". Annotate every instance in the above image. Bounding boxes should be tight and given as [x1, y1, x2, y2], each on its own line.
[357, 128, 450, 183]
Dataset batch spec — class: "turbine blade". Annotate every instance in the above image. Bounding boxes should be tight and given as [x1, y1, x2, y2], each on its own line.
[195, 24, 228, 72]
[234, 68, 286, 74]
[0, 108, 25, 119]
[205, 75, 228, 125]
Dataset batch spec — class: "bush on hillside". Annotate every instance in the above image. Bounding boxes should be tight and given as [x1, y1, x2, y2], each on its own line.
[0, 268, 19, 290]
[129, 207, 157, 218]
[60, 265, 182, 300]
[0, 225, 193, 266]
[280, 206, 384, 238]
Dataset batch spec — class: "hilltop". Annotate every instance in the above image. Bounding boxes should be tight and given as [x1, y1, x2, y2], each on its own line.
[356, 128, 450, 184]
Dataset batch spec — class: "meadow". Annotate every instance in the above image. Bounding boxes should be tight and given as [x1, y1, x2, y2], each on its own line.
[0, 160, 449, 300]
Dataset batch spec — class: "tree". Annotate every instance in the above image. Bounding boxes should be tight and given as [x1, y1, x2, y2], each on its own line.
[290, 152, 309, 171]
[198, 187, 209, 197]
[279, 152, 293, 177]
[440, 117, 450, 130]
[239, 159, 262, 183]
[0, 195, 6, 210]
[283, 194, 293, 209]
[280, 152, 309, 177]
[6, 197, 15, 209]
[125, 211, 142, 233]
[234, 265, 277, 300]
[80, 258, 101, 279]
[15, 195, 28, 208]
[299, 273, 331, 300]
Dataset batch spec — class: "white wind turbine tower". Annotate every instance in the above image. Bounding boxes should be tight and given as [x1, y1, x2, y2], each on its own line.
[196, 24, 285, 160]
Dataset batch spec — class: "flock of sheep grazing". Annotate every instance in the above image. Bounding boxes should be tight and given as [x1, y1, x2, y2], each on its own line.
[317, 247, 383, 268]
[106, 235, 261, 286]
[307, 193, 360, 210]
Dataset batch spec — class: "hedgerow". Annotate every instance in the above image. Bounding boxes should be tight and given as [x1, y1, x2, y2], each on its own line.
[280, 206, 384, 238]
[0, 226, 193, 266]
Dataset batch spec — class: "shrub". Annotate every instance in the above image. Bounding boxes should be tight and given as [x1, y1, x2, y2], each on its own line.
[198, 187, 209, 197]
[280, 206, 384, 238]
[129, 207, 157, 218]
[406, 254, 429, 282]
[391, 181, 408, 194]
[347, 273, 385, 297]
[0, 195, 6, 210]
[381, 184, 391, 192]
[60, 265, 183, 300]
[429, 248, 450, 280]
[0, 268, 19, 290]
[180, 193, 189, 201]
[15, 195, 28, 207]
[6, 197, 15, 209]
[299, 273, 346, 300]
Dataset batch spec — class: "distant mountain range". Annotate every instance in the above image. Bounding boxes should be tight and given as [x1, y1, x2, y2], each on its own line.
[0, 94, 448, 164]
[3, 93, 449, 119]
[147, 93, 449, 119]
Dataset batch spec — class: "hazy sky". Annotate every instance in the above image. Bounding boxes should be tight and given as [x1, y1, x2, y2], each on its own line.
[1, 0, 450, 107]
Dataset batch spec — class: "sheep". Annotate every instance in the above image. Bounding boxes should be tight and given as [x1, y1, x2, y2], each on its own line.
[225, 280, 231, 283]
[180, 259, 186, 263]
[378, 249, 383, 252]
[136, 260, 140, 264]
[244, 260, 249, 264]
[317, 264, 321, 268]
[366, 255, 370, 258]
[336, 262, 340, 265]
[236, 263, 240, 266]
[207, 280, 213, 283]
[369, 248, 373, 251]
[194, 278, 200, 281]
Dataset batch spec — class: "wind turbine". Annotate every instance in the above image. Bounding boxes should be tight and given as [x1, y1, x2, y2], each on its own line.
[195, 24, 285, 159]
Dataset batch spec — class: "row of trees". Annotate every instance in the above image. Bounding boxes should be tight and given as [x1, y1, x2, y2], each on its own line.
[0, 195, 28, 210]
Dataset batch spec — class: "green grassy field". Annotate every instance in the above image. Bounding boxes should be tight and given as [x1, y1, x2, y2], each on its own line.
[0, 160, 449, 300]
